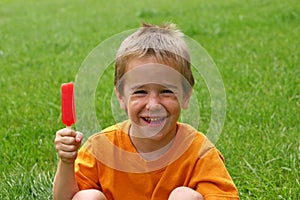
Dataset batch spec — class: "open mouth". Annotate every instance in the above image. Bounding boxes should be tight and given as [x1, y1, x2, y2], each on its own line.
[141, 116, 166, 126]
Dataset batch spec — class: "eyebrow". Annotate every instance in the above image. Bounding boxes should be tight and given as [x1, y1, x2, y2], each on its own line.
[162, 83, 180, 90]
[129, 83, 180, 91]
[129, 84, 145, 91]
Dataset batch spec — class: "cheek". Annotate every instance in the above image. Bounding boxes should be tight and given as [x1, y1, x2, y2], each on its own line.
[162, 98, 181, 113]
[128, 98, 145, 113]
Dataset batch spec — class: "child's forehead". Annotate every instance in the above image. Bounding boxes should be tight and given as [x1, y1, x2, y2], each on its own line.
[126, 56, 179, 71]
[120, 61, 188, 89]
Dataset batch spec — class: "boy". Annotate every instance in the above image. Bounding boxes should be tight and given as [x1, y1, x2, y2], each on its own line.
[53, 23, 239, 200]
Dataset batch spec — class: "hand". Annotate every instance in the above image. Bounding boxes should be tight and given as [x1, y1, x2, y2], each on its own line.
[55, 128, 84, 164]
[168, 187, 204, 200]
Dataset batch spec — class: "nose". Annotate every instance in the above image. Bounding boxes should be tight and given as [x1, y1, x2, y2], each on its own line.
[146, 94, 162, 111]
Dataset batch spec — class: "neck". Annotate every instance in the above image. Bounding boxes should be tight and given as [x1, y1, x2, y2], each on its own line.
[129, 125, 177, 160]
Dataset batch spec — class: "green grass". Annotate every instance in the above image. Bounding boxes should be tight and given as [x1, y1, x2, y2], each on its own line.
[1, 0, 299, 199]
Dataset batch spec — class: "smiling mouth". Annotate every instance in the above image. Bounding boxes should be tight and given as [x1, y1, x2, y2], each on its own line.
[141, 116, 166, 126]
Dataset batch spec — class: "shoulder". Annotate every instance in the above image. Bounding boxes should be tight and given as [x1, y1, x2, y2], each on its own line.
[177, 122, 208, 145]
[86, 120, 130, 141]
[177, 122, 222, 160]
[80, 120, 133, 154]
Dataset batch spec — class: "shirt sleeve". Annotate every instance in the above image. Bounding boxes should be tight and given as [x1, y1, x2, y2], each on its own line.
[193, 146, 239, 199]
[75, 146, 102, 191]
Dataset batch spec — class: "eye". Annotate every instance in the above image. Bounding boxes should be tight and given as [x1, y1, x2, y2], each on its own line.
[161, 89, 174, 94]
[132, 90, 147, 95]
[161, 89, 177, 98]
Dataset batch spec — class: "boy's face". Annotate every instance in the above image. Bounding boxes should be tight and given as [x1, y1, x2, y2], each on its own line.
[116, 56, 192, 140]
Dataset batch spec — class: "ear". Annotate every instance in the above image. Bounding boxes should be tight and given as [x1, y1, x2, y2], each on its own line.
[115, 87, 126, 110]
[182, 89, 193, 109]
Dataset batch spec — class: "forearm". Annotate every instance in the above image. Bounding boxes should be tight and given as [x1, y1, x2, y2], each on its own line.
[53, 160, 79, 200]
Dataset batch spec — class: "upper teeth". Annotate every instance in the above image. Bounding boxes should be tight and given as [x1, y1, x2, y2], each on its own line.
[145, 117, 163, 122]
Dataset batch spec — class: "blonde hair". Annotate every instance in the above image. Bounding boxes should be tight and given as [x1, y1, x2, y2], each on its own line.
[115, 23, 194, 92]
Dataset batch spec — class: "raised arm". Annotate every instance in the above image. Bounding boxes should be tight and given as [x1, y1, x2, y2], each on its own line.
[53, 128, 83, 200]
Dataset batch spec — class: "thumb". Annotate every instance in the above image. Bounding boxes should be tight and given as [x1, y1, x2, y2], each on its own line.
[75, 131, 84, 143]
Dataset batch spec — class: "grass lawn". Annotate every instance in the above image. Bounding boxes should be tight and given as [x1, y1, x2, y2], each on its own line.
[0, 0, 299, 199]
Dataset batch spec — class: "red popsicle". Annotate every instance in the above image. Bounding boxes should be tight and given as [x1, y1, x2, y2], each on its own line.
[61, 82, 76, 127]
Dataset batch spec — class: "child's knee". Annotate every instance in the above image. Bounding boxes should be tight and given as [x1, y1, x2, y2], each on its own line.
[168, 186, 203, 200]
[72, 189, 107, 200]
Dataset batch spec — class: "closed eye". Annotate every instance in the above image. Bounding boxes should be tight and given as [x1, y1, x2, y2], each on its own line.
[132, 90, 147, 95]
[161, 89, 174, 94]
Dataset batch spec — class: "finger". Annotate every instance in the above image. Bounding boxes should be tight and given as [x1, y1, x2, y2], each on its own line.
[55, 134, 77, 147]
[59, 136, 77, 145]
[75, 131, 84, 143]
[56, 128, 77, 137]
[56, 143, 79, 152]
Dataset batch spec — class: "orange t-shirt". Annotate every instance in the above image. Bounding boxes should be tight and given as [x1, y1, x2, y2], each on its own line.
[75, 120, 239, 200]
